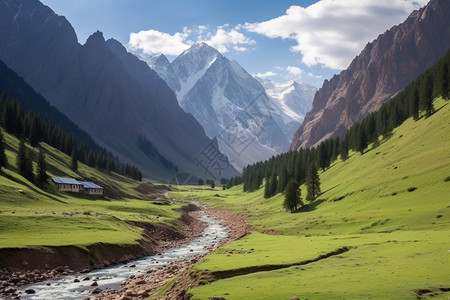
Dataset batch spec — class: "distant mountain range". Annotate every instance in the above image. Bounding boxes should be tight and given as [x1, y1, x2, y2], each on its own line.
[0, 0, 239, 180]
[291, 0, 450, 150]
[147, 43, 315, 170]
[256, 77, 316, 141]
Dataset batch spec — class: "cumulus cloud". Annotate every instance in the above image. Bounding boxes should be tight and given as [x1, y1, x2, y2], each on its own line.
[286, 66, 303, 76]
[128, 27, 191, 56]
[128, 24, 254, 56]
[245, 0, 428, 70]
[203, 26, 255, 53]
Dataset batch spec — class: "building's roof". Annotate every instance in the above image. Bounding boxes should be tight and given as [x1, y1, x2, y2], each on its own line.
[51, 177, 103, 189]
[51, 177, 82, 185]
[80, 181, 103, 189]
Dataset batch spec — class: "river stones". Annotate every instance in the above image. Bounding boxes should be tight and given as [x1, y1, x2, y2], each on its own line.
[24, 288, 36, 294]
[137, 289, 149, 297]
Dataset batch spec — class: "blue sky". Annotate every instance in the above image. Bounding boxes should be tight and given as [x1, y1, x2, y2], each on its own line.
[40, 0, 427, 87]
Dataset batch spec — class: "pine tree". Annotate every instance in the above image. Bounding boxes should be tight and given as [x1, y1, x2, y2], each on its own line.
[3, 101, 16, 133]
[25, 147, 34, 182]
[357, 126, 368, 155]
[420, 74, 434, 117]
[29, 115, 39, 147]
[435, 62, 449, 100]
[264, 176, 271, 198]
[269, 172, 278, 198]
[376, 106, 389, 138]
[365, 114, 377, 144]
[0, 130, 7, 172]
[283, 179, 302, 213]
[340, 138, 349, 161]
[17, 139, 27, 177]
[294, 156, 305, 184]
[71, 146, 78, 171]
[317, 142, 329, 171]
[277, 166, 289, 193]
[306, 164, 321, 201]
[331, 137, 339, 161]
[252, 170, 261, 191]
[37, 147, 47, 187]
[443, 62, 449, 100]
[388, 103, 400, 131]
[409, 87, 420, 121]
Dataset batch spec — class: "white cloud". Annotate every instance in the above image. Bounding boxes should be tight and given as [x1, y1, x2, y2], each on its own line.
[203, 26, 255, 53]
[253, 71, 277, 79]
[245, 0, 428, 70]
[128, 25, 254, 56]
[286, 66, 303, 76]
[307, 72, 322, 79]
[128, 28, 192, 56]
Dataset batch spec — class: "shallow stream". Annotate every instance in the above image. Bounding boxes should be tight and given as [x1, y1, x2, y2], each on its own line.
[19, 212, 228, 300]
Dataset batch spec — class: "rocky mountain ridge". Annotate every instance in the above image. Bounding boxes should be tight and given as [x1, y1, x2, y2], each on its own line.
[0, 0, 239, 180]
[290, 0, 450, 150]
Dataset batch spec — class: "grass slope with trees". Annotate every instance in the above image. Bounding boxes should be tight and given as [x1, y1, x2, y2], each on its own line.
[167, 49, 450, 300]
[0, 128, 186, 269]
[169, 96, 449, 299]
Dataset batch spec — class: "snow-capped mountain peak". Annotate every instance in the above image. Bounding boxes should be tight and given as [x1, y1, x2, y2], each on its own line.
[257, 77, 317, 119]
[145, 43, 316, 170]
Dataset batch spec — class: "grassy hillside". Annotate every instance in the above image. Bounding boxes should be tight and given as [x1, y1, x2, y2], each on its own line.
[0, 132, 183, 250]
[170, 98, 450, 299]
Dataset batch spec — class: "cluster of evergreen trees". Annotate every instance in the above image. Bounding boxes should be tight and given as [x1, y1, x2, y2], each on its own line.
[12, 139, 48, 187]
[225, 176, 243, 189]
[243, 148, 321, 202]
[238, 49, 450, 213]
[0, 93, 142, 181]
[343, 49, 449, 157]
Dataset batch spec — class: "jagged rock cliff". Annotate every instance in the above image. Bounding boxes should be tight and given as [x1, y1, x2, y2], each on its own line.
[291, 0, 450, 150]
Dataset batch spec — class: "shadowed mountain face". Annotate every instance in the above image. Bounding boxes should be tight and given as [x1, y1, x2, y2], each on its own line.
[290, 0, 450, 150]
[0, 0, 239, 180]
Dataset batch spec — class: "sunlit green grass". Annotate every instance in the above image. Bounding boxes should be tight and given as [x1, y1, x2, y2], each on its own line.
[171, 98, 450, 300]
[0, 133, 183, 249]
[190, 230, 449, 300]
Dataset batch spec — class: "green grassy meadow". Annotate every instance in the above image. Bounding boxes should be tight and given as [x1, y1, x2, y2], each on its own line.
[170, 98, 450, 300]
[0, 133, 183, 250]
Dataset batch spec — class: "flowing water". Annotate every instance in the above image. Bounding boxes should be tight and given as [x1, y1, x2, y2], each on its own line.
[19, 212, 228, 300]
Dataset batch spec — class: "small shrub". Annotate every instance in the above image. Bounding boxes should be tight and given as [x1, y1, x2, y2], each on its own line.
[407, 187, 417, 192]
[444, 176, 450, 182]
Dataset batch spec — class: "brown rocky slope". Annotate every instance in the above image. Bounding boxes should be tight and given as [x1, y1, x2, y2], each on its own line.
[291, 0, 450, 150]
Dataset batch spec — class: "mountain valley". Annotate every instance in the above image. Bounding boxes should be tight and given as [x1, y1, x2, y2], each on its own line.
[0, 0, 448, 299]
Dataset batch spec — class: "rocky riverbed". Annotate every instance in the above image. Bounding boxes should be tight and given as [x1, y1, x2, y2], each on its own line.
[91, 208, 251, 300]
[0, 204, 250, 300]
